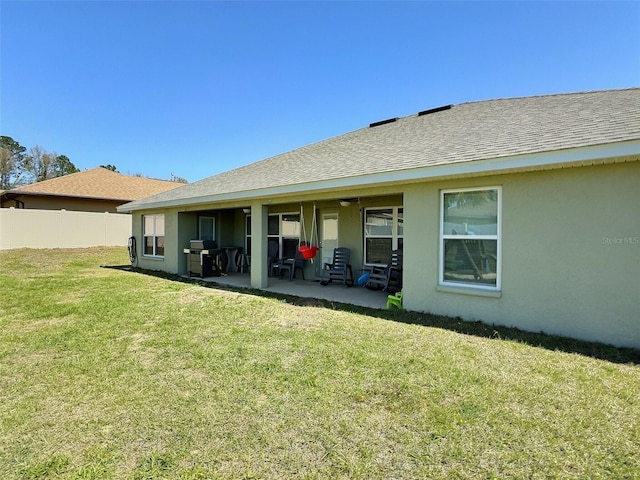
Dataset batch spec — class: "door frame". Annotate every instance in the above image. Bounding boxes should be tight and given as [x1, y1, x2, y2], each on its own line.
[318, 209, 339, 277]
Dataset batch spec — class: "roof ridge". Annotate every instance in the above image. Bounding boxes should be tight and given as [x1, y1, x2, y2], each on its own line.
[354, 87, 640, 127]
[455, 86, 640, 108]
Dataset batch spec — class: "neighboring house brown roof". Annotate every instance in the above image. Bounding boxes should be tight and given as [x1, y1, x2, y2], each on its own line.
[6, 167, 182, 202]
[120, 88, 640, 212]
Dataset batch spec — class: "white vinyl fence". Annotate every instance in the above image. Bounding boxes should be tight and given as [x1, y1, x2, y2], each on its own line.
[0, 208, 132, 250]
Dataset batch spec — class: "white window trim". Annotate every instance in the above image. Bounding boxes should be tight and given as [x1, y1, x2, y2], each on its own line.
[439, 186, 502, 292]
[364, 206, 403, 266]
[142, 214, 165, 258]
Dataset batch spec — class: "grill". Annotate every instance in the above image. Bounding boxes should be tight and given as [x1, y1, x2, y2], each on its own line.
[184, 240, 220, 277]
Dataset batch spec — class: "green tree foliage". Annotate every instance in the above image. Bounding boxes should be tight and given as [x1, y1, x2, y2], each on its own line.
[54, 155, 79, 177]
[100, 164, 118, 172]
[0, 136, 28, 189]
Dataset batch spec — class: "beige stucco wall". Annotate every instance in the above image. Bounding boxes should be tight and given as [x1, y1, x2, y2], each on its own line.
[127, 161, 638, 348]
[131, 209, 181, 273]
[1, 194, 123, 213]
[0, 208, 131, 250]
[404, 161, 639, 348]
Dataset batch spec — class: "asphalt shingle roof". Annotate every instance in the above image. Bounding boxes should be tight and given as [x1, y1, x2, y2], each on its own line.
[8, 167, 182, 201]
[121, 88, 640, 210]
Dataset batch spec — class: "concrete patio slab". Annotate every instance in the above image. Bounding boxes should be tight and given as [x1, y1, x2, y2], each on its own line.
[191, 272, 390, 310]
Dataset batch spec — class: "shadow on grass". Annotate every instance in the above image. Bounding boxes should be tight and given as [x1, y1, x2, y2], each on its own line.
[104, 265, 640, 365]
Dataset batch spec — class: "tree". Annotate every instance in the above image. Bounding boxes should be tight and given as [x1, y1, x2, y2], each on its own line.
[0, 136, 28, 189]
[26, 145, 56, 182]
[100, 164, 118, 172]
[170, 173, 188, 184]
[25, 146, 79, 183]
[0, 138, 80, 186]
[53, 155, 79, 177]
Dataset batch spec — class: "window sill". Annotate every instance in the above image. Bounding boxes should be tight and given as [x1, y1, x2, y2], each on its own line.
[437, 284, 502, 298]
[142, 255, 164, 261]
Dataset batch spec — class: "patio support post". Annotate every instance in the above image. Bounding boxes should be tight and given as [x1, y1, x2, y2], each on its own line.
[250, 203, 269, 289]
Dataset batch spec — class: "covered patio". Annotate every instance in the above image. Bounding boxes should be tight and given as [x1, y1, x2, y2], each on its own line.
[186, 271, 390, 309]
[175, 195, 404, 311]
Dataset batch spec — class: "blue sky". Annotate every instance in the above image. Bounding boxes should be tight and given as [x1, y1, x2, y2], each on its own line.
[1, 1, 639, 183]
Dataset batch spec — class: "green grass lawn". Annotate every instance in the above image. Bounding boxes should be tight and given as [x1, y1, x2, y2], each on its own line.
[1, 247, 638, 479]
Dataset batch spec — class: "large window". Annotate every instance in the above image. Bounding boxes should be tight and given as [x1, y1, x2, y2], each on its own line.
[245, 213, 301, 258]
[440, 187, 500, 289]
[143, 214, 165, 257]
[271, 213, 301, 259]
[364, 207, 403, 265]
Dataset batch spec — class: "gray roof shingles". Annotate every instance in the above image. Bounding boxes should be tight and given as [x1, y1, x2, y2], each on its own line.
[122, 88, 640, 210]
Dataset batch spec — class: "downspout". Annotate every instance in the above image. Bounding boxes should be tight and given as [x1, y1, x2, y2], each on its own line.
[0, 192, 25, 209]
